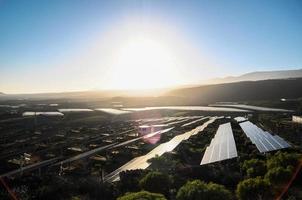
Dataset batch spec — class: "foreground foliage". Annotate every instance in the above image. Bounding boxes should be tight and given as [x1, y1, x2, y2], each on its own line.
[117, 191, 167, 200]
[176, 180, 232, 200]
[139, 171, 171, 197]
[242, 159, 266, 178]
[236, 177, 271, 200]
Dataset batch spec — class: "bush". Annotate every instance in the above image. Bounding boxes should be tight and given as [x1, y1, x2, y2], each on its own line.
[267, 152, 299, 169]
[242, 159, 266, 178]
[176, 180, 232, 200]
[78, 178, 115, 199]
[147, 154, 178, 173]
[117, 191, 167, 200]
[139, 171, 171, 196]
[236, 177, 271, 200]
[265, 166, 293, 186]
[119, 170, 146, 193]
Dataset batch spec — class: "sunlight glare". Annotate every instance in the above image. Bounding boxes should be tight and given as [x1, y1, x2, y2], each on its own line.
[107, 35, 181, 90]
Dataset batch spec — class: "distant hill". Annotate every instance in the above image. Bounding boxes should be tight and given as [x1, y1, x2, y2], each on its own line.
[2, 69, 302, 106]
[167, 78, 302, 104]
[204, 69, 302, 85]
[0, 88, 169, 101]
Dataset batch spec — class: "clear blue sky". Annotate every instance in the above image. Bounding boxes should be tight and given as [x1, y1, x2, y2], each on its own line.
[0, 0, 302, 93]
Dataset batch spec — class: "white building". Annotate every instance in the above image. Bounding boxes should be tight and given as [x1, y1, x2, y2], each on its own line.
[292, 115, 302, 124]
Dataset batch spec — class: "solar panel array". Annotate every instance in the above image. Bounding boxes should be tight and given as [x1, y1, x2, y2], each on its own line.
[200, 123, 238, 165]
[239, 121, 291, 153]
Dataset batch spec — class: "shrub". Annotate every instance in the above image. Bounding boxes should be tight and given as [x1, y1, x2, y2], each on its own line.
[236, 177, 271, 200]
[265, 166, 292, 186]
[117, 191, 167, 200]
[176, 180, 232, 200]
[267, 152, 299, 169]
[139, 171, 171, 196]
[242, 159, 266, 178]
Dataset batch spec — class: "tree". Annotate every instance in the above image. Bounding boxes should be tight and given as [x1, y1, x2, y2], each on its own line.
[119, 170, 146, 193]
[242, 159, 266, 178]
[139, 171, 171, 196]
[147, 154, 178, 173]
[117, 191, 167, 200]
[236, 177, 271, 200]
[267, 152, 299, 169]
[176, 180, 232, 200]
[265, 166, 292, 187]
[78, 178, 116, 200]
[36, 177, 73, 200]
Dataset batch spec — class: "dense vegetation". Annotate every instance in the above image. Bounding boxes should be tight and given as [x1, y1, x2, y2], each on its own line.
[117, 191, 167, 200]
[176, 180, 232, 200]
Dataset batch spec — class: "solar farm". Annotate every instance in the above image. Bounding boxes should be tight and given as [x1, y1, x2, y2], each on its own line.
[200, 122, 238, 165]
[239, 121, 291, 153]
[200, 118, 292, 166]
[0, 101, 300, 200]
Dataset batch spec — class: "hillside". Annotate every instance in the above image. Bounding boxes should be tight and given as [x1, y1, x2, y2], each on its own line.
[204, 69, 302, 85]
[167, 78, 302, 104]
[2, 76, 302, 107]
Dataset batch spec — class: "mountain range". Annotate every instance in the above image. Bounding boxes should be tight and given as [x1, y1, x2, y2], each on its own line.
[167, 78, 302, 104]
[203, 68, 302, 85]
[1, 69, 302, 104]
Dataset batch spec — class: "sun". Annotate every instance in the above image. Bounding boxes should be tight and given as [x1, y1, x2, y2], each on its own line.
[105, 35, 181, 90]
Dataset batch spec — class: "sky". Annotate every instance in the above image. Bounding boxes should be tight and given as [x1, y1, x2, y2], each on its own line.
[0, 0, 302, 94]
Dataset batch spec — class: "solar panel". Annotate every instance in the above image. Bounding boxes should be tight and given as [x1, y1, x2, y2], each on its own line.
[200, 123, 238, 165]
[263, 132, 282, 149]
[239, 121, 291, 153]
[273, 135, 291, 148]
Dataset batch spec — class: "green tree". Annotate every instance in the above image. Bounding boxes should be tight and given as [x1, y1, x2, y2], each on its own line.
[139, 171, 171, 196]
[119, 170, 145, 193]
[78, 178, 115, 200]
[176, 180, 232, 200]
[265, 166, 292, 187]
[147, 154, 178, 173]
[267, 152, 299, 169]
[242, 159, 266, 178]
[117, 191, 167, 200]
[236, 177, 271, 200]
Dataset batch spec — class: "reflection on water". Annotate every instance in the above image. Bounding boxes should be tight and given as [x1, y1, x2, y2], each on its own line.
[122, 106, 251, 112]
[58, 108, 93, 112]
[95, 108, 132, 115]
[22, 112, 64, 116]
[210, 104, 293, 112]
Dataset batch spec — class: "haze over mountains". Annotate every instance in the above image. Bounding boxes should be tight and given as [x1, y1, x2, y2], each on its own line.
[203, 68, 302, 85]
[168, 78, 302, 104]
[1, 69, 302, 104]
[167, 68, 302, 104]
